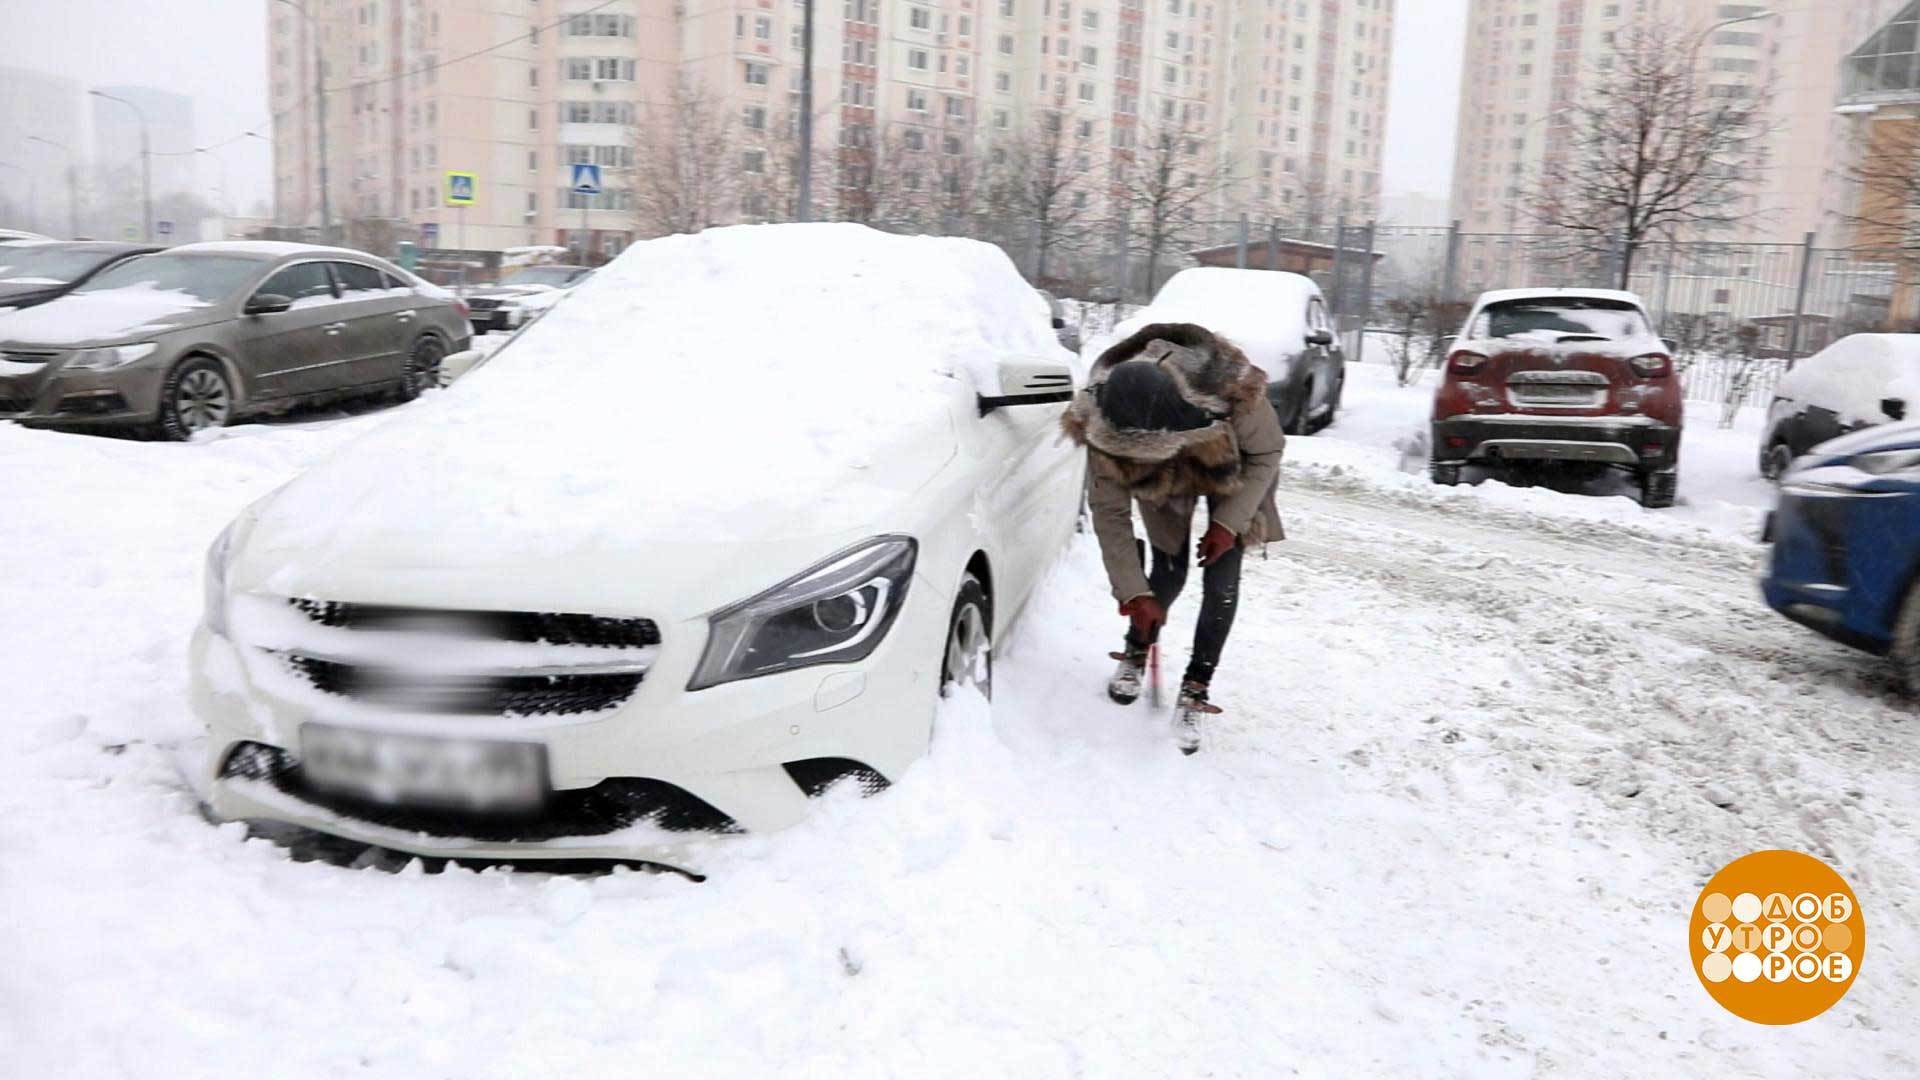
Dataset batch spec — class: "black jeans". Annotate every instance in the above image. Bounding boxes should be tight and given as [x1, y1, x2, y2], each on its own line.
[1122, 539, 1244, 686]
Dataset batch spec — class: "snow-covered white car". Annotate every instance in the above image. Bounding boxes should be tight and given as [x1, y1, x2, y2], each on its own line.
[191, 224, 1085, 871]
[1759, 333, 1920, 479]
[462, 264, 592, 334]
[1113, 267, 1343, 434]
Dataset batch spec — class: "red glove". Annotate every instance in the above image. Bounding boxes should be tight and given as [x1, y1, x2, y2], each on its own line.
[1197, 521, 1238, 566]
[1119, 595, 1166, 641]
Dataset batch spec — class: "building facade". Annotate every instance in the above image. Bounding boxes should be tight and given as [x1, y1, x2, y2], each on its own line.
[267, 0, 1394, 264]
[1448, 0, 1903, 244]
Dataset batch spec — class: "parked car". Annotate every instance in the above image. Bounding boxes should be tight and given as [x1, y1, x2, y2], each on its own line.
[1430, 287, 1683, 507]
[1759, 334, 1920, 480]
[0, 241, 159, 313]
[1120, 266, 1343, 434]
[190, 224, 1085, 872]
[1762, 420, 1920, 688]
[1038, 290, 1083, 353]
[0, 241, 469, 439]
[463, 264, 593, 333]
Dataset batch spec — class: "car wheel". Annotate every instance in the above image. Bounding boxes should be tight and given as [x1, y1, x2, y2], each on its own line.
[939, 571, 992, 701]
[158, 357, 233, 441]
[1888, 583, 1920, 695]
[1429, 459, 1462, 486]
[1764, 442, 1794, 482]
[1278, 384, 1307, 435]
[398, 336, 446, 401]
[1640, 467, 1678, 509]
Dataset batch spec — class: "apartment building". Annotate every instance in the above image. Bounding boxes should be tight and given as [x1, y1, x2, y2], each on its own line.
[268, 0, 1393, 258]
[1448, 0, 1904, 244]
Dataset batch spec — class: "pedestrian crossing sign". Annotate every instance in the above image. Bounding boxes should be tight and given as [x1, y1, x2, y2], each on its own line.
[445, 171, 477, 206]
[570, 163, 603, 195]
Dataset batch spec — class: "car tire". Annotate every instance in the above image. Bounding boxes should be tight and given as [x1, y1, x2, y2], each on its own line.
[939, 571, 992, 701]
[1430, 460, 1462, 486]
[397, 336, 446, 401]
[1277, 384, 1307, 435]
[157, 356, 233, 441]
[1640, 467, 1678, 509]
[1888, 583, 1920, 695]
[1763, 442, 1794, 482]
[1318, 372, 1344, 431]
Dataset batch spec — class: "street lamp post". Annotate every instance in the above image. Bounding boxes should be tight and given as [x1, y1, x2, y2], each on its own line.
[196, 147, 232, 220]
[27, 135, 78, 238]
[275, 0, 331, 242]
[89, 89, 153, 241]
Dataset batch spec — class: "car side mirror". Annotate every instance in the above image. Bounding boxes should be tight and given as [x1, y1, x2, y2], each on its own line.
[979, 359, 1075, 416]
[245, 293, 292, 316]
[1661, 337, 1678, 353]
[1051, 315, 1067, 329]
[1305, 328, 1335, 347]
[1883, 397, 1907, 421]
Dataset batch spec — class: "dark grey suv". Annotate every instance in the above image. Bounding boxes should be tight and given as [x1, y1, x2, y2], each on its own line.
[0, 241, 470, 439]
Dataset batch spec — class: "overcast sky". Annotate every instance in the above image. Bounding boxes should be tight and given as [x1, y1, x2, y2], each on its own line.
[0, 0, 1466, 215]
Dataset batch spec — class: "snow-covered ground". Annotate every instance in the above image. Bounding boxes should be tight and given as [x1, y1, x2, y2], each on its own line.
[4, 361, 1917, 1077]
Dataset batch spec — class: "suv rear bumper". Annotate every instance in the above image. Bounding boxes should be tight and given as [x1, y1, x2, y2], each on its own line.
[1432, 414, 1680, 470]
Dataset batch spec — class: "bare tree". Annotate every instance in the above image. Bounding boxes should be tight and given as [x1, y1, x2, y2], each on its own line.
[1116, 115, 1238, 293]
[1526, 20, 1772, 286]
[984, 109, 1100, 282]
[740, 108, 834, 223]
[836, 125, 919, 230]
[632, 75, 739, 237]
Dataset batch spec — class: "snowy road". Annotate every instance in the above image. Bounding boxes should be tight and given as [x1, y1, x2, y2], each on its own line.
[4, 366, 1917, 1077]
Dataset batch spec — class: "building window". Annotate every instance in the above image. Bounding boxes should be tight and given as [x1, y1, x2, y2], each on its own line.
[1081, 46, 1098, 65]
[1083, 9, 1099, 28]
[744, 61, 769, 85]
[743, 105, 767, 130]
[994, 71, 1011, 92]
[1078, 81, 1095, 101]
[529, 108, 538, 129]
[943, 134, 963, 155]
[909, 48, 929, 69]
[998, 34, 1014, 54]
[742, 150, 765, 173]
[908, 88, 928, 111]
[909, 5, 932, 29]
[566, 58, 592, 80]
[946, 96, 967, 118]
[755, 15, 772, 38]
[959, 14, 972, 35]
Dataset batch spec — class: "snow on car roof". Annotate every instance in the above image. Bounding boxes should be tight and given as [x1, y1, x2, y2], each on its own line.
[1776, 333, 1920, 426]
[1115, 267, 1322, 362]
[168, 240, 375, 260]
[1473, 287, 1648, 309]
[255, 223, 1066, 552]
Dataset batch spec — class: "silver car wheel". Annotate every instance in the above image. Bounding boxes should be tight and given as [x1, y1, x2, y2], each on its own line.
[942, 596, 991, 698]
[176, 369, 231, 433]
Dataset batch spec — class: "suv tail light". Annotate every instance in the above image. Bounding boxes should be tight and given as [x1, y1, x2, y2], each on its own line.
[1629, 353, 1671, 378]
[1447, 350, 1489, 375]
[455, 298, 471, 319]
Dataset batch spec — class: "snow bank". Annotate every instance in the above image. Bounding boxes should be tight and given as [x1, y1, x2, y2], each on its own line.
[0, 283, 213, 344]
[1775, 333, 1920, 427]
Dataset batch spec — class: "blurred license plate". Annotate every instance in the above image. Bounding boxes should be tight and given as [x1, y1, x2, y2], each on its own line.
[301, 723, 545, 812]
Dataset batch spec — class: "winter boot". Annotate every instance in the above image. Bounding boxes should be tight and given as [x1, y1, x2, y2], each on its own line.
[1174, 681, 1221, 755]
[1107, 650, 1146, 704]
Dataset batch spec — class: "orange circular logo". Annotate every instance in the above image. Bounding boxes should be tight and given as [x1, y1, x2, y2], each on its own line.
[1689, 850, 1864, 1024]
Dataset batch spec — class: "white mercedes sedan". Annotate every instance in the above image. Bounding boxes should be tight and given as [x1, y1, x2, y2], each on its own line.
[191, 224, 1084, 872]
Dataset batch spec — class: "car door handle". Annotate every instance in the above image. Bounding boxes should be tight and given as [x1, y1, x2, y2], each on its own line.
[323, 322, 347, 335]
[395, 311, 415, 322]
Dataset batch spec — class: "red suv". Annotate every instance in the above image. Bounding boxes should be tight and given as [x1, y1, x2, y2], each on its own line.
[1430, 288, 1684, 507]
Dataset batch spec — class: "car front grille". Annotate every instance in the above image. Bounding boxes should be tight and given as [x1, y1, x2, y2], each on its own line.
[284, 654, 642, 715]
[219, 741, 740, 839]
[288, 598, 661, 648]
[0, 348, 59, 366]
[465, 297, 502, 311]
[269, 598, 659, 716]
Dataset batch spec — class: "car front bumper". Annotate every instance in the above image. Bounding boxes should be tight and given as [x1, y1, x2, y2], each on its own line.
[1760, 484, 1912, 655]
[190, 575, 950, 872]
[0, 353, 167, 427]
[1432, 413, 1680, 470]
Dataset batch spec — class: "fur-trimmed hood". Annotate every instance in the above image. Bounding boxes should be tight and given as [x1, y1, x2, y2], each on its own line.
[1061, 322, 1269, 464]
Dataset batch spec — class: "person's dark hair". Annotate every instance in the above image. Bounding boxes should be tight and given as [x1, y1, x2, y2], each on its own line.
[1095, 359, 1215, 433]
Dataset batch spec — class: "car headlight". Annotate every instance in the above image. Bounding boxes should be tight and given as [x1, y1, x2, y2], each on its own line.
[689, 536, 917, 690]
[203, 520, 238, 637]
[65, 343, 158, 371]
[1851, 449, 1920, 477]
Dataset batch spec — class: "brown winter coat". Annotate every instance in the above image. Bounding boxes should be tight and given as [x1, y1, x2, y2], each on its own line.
[1061, 322, 1286, 603]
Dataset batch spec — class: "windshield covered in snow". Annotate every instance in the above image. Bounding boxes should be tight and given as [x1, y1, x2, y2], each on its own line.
[0, 247, 119, 285]
[72, 254, 263, 304]
[501, 266, 586, 288]
[1474, 299, 1651, 343]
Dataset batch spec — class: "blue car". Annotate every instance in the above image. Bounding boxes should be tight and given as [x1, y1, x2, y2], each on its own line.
[1763, 420, 1920, 686]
